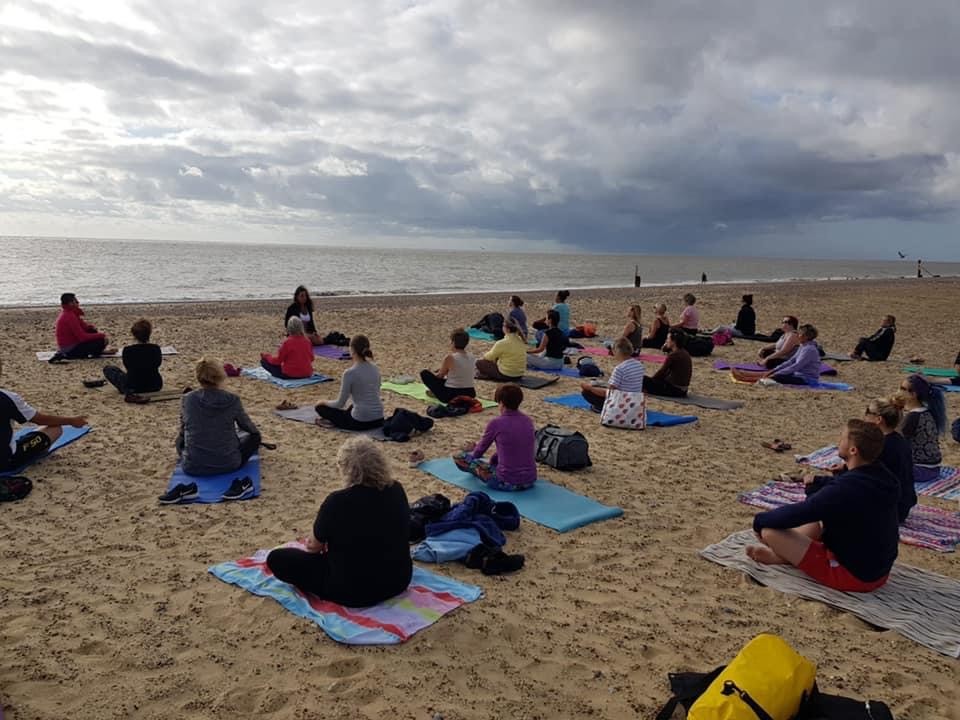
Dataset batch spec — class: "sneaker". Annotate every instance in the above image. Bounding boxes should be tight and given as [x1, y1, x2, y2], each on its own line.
[222, 477, 254, 501]
[158, 482, 198, 504]
[48, 352, 67, 364]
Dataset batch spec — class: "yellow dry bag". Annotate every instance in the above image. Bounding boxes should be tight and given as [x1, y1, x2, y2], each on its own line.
[688, 634, 816, 720]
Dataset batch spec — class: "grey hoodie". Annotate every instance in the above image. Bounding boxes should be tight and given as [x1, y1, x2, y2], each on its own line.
[176, 387, 260, 476]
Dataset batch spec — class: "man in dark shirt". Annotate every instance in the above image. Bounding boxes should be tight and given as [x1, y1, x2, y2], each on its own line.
[748, 419, 899, 592]
[849, 315, 896, 361]
[102, 319, 163, 395]
[642, 329, 692, 397]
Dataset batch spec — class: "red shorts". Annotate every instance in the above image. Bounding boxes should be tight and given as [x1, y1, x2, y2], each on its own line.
[797, 541, 888, 592]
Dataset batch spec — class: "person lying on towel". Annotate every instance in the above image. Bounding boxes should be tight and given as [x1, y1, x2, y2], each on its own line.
[641, 329, 691, 398]
[849, 315, 896, 361]
[748, 419, 899, 592]
[1, 357, 88, 473]
[54, 292, 115, 359]
[580, 337, 644, 411]
[731, 324, 821, 386]
[454, 383, 536, 491]
[420, 327, 477, 404]
[315, 335, 384, 431]
[176, 358, 261, 476]
[102, 318, 164, 395]
[260, 316, 315, 379]
[266, 436, 413, 606]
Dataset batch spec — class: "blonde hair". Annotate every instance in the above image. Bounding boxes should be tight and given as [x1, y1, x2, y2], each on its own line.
[654, 302, 667, 316]
[286, 316, 305, 336]
[613, 337, 634, 357]
[628, 305, 642, 324]
[867, 397, 902, 429]
[337, 436, 394, 490]
[195, 357, 226, 387]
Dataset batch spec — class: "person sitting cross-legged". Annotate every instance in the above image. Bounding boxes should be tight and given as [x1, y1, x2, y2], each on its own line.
[580, 337, 644, 412]
[748, 419, 899, 592]
[102, 318, 164, 396]
[453, 383, 536, 491]
[54, 292, 115, 359]
[731, 324, 821, 386]
[266, 436, 413, 606]
[315, 335, 384, 431]
[475, 319, 527, 382]
[260, 316, 315, 379]
[419, 328, 476, 404]
[641, 329, 692, 398]
[526, 309, 566, 371]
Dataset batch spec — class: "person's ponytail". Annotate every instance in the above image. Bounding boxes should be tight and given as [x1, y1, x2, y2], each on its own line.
[350, 334, 374, 361]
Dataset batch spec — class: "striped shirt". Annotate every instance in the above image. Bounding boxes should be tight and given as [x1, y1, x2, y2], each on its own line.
[610, 358, 645, 392]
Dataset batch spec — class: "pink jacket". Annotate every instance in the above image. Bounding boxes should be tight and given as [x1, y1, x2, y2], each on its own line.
[56, 307, 105, 349]
[264, 335, 314, 378]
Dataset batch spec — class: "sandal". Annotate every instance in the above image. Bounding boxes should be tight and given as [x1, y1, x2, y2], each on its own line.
[83, 379, 106, 388]
[408, 449, 425, 468]
[124, 394, 150, 404]
[761, 439, 792, 453]
[275, 400, 298, 411]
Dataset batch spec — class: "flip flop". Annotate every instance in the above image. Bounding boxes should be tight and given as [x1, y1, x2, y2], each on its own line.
[275, 400, 298, 411]
[761, 439, 792, 452]
[260, 441, 278, 450]
[83, 379, 106, 388]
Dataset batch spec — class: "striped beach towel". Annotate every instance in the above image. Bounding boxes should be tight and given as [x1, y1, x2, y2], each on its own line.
[738, 481, 960, 552]
[795, 445, 960, 500]
[701, 530, 960, 657]
[209, 541, 482, 645]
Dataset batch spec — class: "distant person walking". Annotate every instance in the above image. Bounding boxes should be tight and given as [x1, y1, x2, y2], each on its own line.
[701, 272, 707, 284]
[917, 260, 923, 278]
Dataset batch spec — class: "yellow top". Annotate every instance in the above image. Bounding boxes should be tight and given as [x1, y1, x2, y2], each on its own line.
[484, 334, 527, 378]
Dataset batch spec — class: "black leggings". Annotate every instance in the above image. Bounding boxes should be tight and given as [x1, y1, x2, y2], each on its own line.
[419, 370, 476, 404]
[266, 547, 329, 597]
[103, 365, 163, 395]
[315, 405, 384, 431]
[64, 338, 108, 359]
[642, 376, 686, 397]
[763, 356, 787, 369]
[239, 432, 262, 465]
[260, 358, 291, 379]
[581, 389, 606, 410]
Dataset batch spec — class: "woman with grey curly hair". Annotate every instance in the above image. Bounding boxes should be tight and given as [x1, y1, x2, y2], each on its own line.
[265, 436, 412, 606]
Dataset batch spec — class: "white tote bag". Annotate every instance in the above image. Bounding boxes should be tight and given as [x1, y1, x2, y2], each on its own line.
[600, 389, 646, 430]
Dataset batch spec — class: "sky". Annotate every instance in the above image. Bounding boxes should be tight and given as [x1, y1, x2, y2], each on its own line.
[1, 0, 959, 259]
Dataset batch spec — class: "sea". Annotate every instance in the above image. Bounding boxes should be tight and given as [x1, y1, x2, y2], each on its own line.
[1, 236, 957, 307]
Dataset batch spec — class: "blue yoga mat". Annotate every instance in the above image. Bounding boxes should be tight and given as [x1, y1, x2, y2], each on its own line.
[543, 394, 697, 426]
[418, 457, 623, 532]
[166, 455, 261, 503]
[241, 367, 332, 389]
[942, 384, 960, 393]
[528, 364, 582, 378]
[2, 425, 92, 477]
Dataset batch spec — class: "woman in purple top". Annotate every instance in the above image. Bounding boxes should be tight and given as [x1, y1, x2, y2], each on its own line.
[731, 325, 822, 386]
[453, 384, 536, 491]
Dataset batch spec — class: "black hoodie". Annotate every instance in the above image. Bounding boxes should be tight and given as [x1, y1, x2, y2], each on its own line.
[754, 462, 900, 582]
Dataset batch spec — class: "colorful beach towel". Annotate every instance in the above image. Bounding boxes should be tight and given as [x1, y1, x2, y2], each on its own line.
[543, 394, 698, 426]
[701, 530, 960, 658]
[1, 425, 92, 477]
[37, 346, 178, 362]
[418, 457, 622, 532]
[275, 406, 387, 440]
[166, 455, 261, 503]
[902, 366, 958, 378]
[380, 382, 497, 409]
[795, 445, 960, 500]
[209, 542, 482, 644]
[738, 481, 960, 552]
[713, 360, 837, 376]
[730, 376, 853, 392]
[241, 367, 332, 389]
[313, 345, 351, 360]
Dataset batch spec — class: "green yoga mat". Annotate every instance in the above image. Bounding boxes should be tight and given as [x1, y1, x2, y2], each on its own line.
[381, 382, 497, 409]
[902, 366, 959, 378]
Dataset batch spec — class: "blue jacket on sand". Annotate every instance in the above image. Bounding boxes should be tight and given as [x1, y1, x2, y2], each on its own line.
[753, 462, 900, 582]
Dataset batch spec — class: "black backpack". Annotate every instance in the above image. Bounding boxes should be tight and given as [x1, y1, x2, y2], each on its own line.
[686, 335, 715, 357]
[535, 425, 592, 470]
[479, 312, 505, 338]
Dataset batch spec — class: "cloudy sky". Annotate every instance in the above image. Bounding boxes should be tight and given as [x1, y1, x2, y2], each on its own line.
[1, 0, 959, 258]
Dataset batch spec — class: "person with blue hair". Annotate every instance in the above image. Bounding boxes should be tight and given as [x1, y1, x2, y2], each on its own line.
[896, 374, 947, 484]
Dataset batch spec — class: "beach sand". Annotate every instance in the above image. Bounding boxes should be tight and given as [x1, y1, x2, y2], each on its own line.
[1, 278, 959, 719]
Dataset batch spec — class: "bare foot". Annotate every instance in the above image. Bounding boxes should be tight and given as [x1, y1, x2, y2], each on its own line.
[314, 418, 334, 428]
[746, 544, 789, 565]
[104, 347, 117, 355]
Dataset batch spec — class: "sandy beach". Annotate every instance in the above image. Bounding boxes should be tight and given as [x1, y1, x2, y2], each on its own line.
[1, 278, 959, 720]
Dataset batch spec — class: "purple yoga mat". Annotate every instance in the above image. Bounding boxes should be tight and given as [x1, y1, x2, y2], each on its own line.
[712, 360, 836, 376]
[313, 345, 351, 360]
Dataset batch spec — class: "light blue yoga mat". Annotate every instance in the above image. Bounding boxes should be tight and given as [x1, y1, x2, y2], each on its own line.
[241, 367, 332, 389]
[543, 394, 698, 426]
[2, 425, 92, 476]
[166, 455, 261, 503]
[467, 328, 496, 342]
[418, 457, 623, 532]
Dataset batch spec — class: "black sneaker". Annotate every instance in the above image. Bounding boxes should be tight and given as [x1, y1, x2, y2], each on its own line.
[48, 352, 67, 364]
[222, 476, 254, 501]
[158, 482, 199, 504]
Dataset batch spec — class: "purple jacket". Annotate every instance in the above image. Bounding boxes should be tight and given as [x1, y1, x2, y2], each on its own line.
[473, 410, 537, 487]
